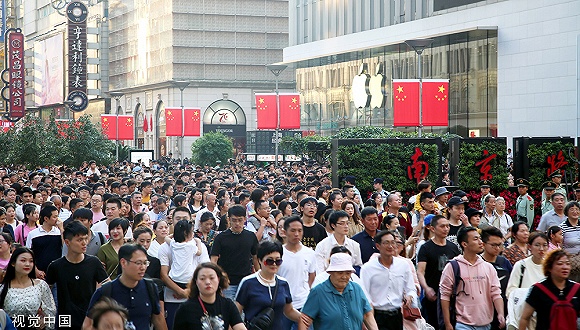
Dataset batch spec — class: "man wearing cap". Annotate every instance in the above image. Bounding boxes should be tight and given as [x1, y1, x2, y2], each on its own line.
[536, 192, 567, 232]
[515, 178, 535, 227]
[542, 170, 568, 205]
[572, 182, 580, 202]
[446, 196, 469, 249]
[373, 178, 388, 201]
[361, 230, 417, 329]
[434, 187, 451, 214]
[479, 180, 492, 210]
[540, 181, 557, 214]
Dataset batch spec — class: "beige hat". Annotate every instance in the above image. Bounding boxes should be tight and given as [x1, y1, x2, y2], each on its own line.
[326, 253, 355, 273]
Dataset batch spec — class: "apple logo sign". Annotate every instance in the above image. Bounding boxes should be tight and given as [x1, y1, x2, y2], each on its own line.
[368, 63, 385, 108]
[352, 63, 371, 108]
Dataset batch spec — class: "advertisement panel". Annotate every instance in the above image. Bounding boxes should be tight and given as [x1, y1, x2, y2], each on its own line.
[35, 33, 64, 106]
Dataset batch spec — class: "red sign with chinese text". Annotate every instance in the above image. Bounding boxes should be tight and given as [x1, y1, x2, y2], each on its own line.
[475, 150, 497, 181]
[8, 31, 25, 117]
[407, 147, 430, 183]
[546, 150, 568, 178]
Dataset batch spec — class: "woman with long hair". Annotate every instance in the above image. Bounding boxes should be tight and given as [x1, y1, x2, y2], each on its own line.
[0, 233, 13, 282]
[316, 186, 330, 205]
[503, 221, 530, 266]
[342, 200, 364, 237]
[173, 263, 245, 330]
[14, 204, 39, 246]
[0, 247, 56, 330]
[278, 200, 293, 217]
[194, 212, 220, 250]
[188, 189, 205, 216]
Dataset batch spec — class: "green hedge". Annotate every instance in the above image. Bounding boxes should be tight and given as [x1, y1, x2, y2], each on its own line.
[457, 140, 508, 190]
[337, 142, 439, 193]
[527, 141, 575, 188]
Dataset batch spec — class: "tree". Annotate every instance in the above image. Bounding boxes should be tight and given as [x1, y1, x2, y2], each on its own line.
[190, 132, 233, 166]
[0, 113, 115, 168]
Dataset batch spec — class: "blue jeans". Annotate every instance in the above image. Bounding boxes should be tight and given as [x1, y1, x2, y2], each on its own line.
[455, 323, 491, 330]
[223, 284, 239, 301]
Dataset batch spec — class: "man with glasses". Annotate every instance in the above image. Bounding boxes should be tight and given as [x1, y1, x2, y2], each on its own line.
[481, 227, 512, 330]
[90, 194, 104, 224]
[361, 230, 417, 330]
[46, 221, 108, 330]
[440, 226, 504, 330]
[301, 197, 328, 249]
[210, 205, 259, 300]
[314, 210, 362, 275]
[84, 244, 167, 330]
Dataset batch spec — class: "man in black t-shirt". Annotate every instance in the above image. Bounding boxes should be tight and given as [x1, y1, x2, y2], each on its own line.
[417, 215, 460, 328]
[299, 197, 327, 249]
[210, 205, 259, 300]
[46, 221, 109, 330]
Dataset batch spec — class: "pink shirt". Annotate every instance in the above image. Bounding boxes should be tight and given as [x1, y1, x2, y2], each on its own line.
[14, 223, 37, 246]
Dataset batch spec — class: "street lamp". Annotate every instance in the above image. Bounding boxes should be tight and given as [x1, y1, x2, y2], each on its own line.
[266, 64, 287, 167]
[171, 80, 191, 164]
[109, 91, 124, 161]
[405, 39, 433, 137]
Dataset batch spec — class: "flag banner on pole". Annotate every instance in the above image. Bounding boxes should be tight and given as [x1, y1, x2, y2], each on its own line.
[117, 115, 134, 140]
[255, 93, 277, 130]
[421, 79, 449, 127]
[165, 107, 182, 136]
[279, 93, 301, 129]
[143, 114, 149, 132]
[392, 79, 420, 126]
[184, 108, 201, 136]
[101, 115, 117, 140]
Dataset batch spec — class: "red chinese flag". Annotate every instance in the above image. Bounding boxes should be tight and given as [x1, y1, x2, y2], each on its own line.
[255, 93, 277, 129]
[422, 79, 449, 126]
[101, 115, 117, 140]
[279, 93, 301, 129]
[165, 107, 182, 136]
[117, 115, 134, 140]
[393, 79, 420, 126]
[143, 114, 149, 132]
[184, 108, 201, 136]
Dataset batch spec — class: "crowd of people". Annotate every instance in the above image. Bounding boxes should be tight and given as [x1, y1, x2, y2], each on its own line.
[0, 159, 578, 330]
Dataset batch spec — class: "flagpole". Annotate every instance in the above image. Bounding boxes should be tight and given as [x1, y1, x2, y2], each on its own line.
[172, 80, 191, 165]
[110, 91, 124, 162]
[405, 39, 433, 138]
[267, 64, 287, 167]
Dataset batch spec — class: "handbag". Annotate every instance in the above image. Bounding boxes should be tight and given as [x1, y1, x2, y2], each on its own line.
[402, 305, 421, 321]
[246, 278, 279, 330]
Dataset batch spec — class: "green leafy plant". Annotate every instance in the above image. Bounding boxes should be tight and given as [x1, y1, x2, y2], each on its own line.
[190, 132, 234, 166]
[457, 140, 509, 190]
[527, 141, 575, 188]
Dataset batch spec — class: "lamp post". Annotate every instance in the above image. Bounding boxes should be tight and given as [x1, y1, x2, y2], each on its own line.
[171, 80, 191, 164]
[266, 64, 287, 167]
[109, 91, 124, 161]
[405, 39, 433, 138]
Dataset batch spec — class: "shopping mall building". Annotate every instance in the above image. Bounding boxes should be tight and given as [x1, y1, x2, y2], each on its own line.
[283, 0, 579, 142]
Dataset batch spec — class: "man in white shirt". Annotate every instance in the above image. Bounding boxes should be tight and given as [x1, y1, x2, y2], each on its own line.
[92, 198, 133, 239]
[193, 193, 219, 230]
[314, 210, 362, 274]
[361, 230, 417, 329]
[278, 215, 316, 329]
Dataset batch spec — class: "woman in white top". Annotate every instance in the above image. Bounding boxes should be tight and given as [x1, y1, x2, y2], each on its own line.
[148, 219, 169, 258]
[0, 247, 56, 330]
[494, 197, 513, 239]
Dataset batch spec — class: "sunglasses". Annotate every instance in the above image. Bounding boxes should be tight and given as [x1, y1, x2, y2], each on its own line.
[264, 258, 283, 266]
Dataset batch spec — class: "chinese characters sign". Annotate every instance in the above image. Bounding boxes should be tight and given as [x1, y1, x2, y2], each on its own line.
[7, 30, 25, 117]
[546, 150, 568, 178]
[407, 147, 429, 183]
[475, 150, 497, 181]
[66, 1, 89, 112]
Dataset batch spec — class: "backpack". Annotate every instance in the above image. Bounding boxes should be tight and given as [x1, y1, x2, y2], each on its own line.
[100, 278, 160, 315]
[97, 232, 106, 245]
[437, 259, 461, 330]
[534, 282, 580, 330]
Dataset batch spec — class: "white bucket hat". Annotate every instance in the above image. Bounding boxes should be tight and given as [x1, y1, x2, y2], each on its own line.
[326, 253, 355, 273]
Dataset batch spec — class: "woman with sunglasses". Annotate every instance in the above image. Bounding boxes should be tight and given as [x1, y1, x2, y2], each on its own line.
[174, 263, 246, 330]
[236, 241, 301, 329]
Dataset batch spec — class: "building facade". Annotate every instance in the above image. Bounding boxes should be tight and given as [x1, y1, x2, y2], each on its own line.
[108, 0, 294, 159]
[284, 0, 579, 141]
